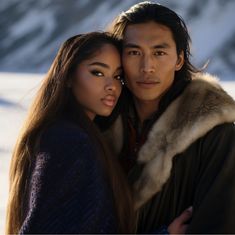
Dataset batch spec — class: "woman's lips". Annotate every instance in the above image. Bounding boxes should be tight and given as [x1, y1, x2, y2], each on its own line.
[101, 95, 116, 107]
[136, 81, 160, 89]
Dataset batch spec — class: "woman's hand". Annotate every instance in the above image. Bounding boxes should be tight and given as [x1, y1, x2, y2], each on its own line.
[168, 206, 193, 234]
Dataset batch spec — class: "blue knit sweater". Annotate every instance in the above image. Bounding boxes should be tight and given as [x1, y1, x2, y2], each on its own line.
[19, 119, 118, 234]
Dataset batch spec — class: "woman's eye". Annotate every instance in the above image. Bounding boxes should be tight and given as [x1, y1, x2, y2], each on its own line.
[114, 74, 125, 85]
[91, 70, 104, 77]
[127, 50, 140, 56]
[114, 74, 122, 80]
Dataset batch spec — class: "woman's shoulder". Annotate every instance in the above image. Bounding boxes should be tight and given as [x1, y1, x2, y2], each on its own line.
[40, 119, 93, 149]
[43, 119, 88, 140]
[38, 119, 96, 164]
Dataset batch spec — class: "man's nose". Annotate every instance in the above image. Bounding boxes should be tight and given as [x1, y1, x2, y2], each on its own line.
[140, 55, 155, 73]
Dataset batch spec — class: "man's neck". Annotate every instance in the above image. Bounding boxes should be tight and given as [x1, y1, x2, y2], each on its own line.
[134, 98, 160, 126]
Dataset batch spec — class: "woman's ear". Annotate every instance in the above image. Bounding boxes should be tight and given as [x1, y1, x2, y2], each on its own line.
[175, 51, 184, 71]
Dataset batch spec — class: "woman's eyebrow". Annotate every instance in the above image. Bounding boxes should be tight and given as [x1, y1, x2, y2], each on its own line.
[88, 62, 109, 68]
[89, 62, 122, 72]
[116, 66, 122, 71]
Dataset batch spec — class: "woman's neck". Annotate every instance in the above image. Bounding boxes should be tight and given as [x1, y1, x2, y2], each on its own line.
[85, 110, 95, 121]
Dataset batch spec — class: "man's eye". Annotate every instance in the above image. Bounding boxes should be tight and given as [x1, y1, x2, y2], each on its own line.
[91, 70, 104, 77]
[154, 51, 166, 56]
[128, 51, 141, 56]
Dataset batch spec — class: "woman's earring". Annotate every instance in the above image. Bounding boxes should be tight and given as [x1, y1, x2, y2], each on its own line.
[121, 79, 126, 86]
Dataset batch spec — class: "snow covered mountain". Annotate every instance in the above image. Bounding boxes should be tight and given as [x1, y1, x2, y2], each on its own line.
[0, 0, 235, 80]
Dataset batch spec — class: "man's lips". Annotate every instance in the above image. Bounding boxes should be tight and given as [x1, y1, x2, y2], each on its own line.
[101, 95, 116, 107]
[136, 81, 160, 88]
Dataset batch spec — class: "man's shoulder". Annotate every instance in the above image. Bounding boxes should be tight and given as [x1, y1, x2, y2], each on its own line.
[212, 122, 235, 132]
[200, 122, 235, 150]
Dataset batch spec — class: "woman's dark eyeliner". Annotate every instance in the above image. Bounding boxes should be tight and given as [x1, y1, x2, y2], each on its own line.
[91, 70, 104, 77]
[114, 74, 121, 80]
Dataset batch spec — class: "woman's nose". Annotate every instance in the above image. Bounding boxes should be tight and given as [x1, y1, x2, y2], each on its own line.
[105, 78, 116, 92]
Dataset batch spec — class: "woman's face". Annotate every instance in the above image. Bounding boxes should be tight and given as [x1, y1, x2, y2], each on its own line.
[71, 44, 122, 120]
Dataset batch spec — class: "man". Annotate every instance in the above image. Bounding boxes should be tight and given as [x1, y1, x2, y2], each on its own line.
[98, 1, 235, 234]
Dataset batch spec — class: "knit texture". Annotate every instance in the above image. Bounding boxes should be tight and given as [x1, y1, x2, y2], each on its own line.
[19, 119, 118, 234]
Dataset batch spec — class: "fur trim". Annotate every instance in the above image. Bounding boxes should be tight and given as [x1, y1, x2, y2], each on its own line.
[134, 73, 235, 210]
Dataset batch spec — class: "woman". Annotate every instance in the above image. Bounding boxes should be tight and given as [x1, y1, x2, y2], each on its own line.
[6, 32, 190, 234]
[6, 32, 134, 234]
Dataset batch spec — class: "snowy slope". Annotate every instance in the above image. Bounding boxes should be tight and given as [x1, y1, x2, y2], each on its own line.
[0, 0, 235, 80]
[0, 73, 43, 234]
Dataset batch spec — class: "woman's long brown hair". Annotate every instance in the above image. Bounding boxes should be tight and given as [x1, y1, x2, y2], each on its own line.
[5, 32, 136, 234]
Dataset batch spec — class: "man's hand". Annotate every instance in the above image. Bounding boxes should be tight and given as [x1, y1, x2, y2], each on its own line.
[168, 207, 193, 234]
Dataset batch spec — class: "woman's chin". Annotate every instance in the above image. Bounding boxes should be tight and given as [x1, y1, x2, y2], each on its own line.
[97, 109, 113, 117]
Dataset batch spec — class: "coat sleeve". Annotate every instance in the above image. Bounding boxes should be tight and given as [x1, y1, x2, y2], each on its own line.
[187, 123, 235, 233]
[19, 126, 118, 234]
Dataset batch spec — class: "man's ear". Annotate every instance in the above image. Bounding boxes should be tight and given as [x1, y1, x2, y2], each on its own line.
[175, 51, 184, 71]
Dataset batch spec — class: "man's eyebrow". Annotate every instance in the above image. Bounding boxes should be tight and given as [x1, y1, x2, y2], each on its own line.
[88, 62, 109, 69]
[123, 43, 141, 49]
[123, 42, 170, 49]
[153, 43, 170, 49]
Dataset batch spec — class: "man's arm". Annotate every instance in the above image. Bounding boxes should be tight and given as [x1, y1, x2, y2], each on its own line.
[187, 123, 235, 233]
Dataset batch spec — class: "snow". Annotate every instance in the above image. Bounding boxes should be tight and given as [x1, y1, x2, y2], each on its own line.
[190, 0, 235, 64]
[0, 73, 43, 233]
[0, 72, 235, 233]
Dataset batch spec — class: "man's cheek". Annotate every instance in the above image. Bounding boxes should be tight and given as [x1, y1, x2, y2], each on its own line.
[125, 66, 137, 76]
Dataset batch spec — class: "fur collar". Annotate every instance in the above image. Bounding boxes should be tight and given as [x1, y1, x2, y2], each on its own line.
[102, 73, 235, 210]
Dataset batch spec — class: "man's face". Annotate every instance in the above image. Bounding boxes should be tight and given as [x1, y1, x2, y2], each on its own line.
[122, 21, 184, 103]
